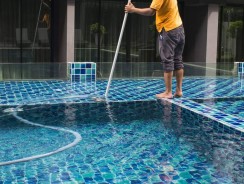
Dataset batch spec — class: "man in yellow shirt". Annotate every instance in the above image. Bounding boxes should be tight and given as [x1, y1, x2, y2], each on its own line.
[125, 0, 185, 99]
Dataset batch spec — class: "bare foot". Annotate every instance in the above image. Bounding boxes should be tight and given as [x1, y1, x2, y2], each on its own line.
[174, 92, 183, 98]
[156, 92, 173, 99]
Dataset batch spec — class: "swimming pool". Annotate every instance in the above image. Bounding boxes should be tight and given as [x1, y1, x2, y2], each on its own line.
[0, 101, 243, 183]
[0, 77, 243, 183]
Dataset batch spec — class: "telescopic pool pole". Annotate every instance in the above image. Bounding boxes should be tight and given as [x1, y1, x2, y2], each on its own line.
[105, 0, 131, 98]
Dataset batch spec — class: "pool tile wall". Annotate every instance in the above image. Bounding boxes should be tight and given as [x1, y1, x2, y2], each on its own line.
[165, 98, 244, 134]
[237, 62, 244, 76]
[235, 62, 244, 90]
[193, 97, 244, 119]
[68, 62, 96, 82]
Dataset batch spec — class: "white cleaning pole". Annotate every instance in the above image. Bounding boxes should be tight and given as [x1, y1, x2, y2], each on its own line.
[105, 0, 131, 98]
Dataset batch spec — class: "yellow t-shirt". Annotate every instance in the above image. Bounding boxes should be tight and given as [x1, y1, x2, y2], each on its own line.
[150, 0, 182, 32]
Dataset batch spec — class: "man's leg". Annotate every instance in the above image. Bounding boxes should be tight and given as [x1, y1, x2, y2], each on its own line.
[156, 71, 173, 98]
[173, 26, 185, 97]
[174, 68, 183, 97]
[157, 28, 175, 99]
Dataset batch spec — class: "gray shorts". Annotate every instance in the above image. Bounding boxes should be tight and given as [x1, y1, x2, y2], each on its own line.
[158, 25, 185, 72]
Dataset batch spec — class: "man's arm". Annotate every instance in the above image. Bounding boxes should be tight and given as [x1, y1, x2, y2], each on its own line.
[125, 2, 155, 16]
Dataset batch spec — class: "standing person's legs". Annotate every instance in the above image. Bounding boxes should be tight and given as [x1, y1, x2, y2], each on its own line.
[156, 28, 178, 99]
[173, 26, 185, 97]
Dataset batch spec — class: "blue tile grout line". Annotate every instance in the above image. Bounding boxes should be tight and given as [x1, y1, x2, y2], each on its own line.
[0, 77, 244, 134]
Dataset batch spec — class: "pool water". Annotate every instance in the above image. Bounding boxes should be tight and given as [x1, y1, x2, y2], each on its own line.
[0, 101, 243, 183]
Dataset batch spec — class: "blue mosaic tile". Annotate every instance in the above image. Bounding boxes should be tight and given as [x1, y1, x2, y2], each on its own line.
[68, 62, 96, 82]
[236, 62, 244, 89]
[236, 62, 244, 74]
[0, 77, 244, 134]
[167, 98, 244, 133]
[1, 100, 237, 183]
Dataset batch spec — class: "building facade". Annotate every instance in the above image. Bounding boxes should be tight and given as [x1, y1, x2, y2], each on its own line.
[0, 0, 243, 79]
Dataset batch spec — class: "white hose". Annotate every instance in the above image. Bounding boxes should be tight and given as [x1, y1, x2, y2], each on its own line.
[0, 110, 82, 166]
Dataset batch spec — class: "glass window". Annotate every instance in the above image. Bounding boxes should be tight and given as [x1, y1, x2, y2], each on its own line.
[219, 6, 244, 63]
[0, 0, 53, 80]
[0, 0, 21, 63]
[0, 0, 51, 64]
[75, 0, 156, 78]
[75, 0, 99, 63]
[23, 0, 51, 63]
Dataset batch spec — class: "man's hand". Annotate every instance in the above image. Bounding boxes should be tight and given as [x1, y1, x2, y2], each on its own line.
[124, 2, 155, 16]
[125, 2, 135, 13]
